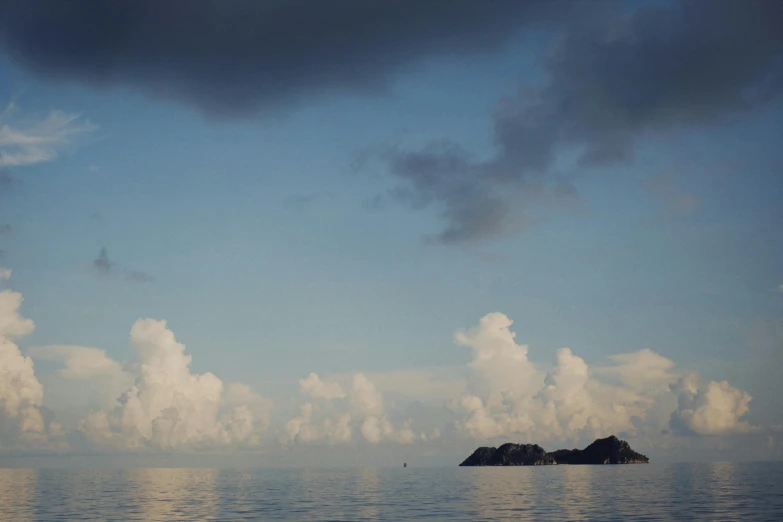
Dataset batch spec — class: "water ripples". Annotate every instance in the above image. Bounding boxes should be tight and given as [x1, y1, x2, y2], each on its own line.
[1, 462, 781, 520]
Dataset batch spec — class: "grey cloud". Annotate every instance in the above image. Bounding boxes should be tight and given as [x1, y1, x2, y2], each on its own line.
[0, 0, 576, 119]
[125, 270, 155, 284]
[532, 0, 782, 163]
[92, 247, 153, 283]
[0, 171, 17, 257]
[644, 172, 699, 214]
[0, 168, 20, 192]
[92, 247, 113, 276]
[369, 140, 575, 244]
[385, 142, 511, 244]
[376, 0, 783, 243]
[3, 1, 780, 245]
[283, 192, 336, 213]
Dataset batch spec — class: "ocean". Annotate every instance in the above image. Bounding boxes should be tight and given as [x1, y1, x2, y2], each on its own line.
[1, 462, 781, 520]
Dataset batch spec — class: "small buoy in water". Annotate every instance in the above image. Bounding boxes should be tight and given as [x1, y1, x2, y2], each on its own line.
[403, 462, 407, 467]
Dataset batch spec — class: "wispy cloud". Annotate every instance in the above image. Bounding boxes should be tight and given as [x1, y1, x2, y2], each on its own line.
[0, 101, 97, 168]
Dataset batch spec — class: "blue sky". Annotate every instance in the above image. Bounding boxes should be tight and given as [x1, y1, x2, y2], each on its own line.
[0, 0, 782, 464]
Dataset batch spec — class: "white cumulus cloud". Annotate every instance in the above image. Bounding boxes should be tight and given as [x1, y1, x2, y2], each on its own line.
[0, 274, 65, 449]
[669, 373, 757, 435]
[27, 345, 136, 409]
[77, 318, 272, 450]
[0, 273, 767, 456]
[282, 372, 423, 446]
[28, 345, 132, 383]
[300, 372, 346, 400]
[448, 312, 749, 446]
[455, 312, 544, 400]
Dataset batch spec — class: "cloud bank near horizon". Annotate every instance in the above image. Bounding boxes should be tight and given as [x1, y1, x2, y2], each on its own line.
[0, 268, 773, 456]
[448, 313, 758, 442]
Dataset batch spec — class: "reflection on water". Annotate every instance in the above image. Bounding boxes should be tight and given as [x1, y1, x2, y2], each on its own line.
[470, 467, 549, 519]
[0, 468, 35, 521]
[466, 463, 783, 521]
[357, 467, 381, 519]
[708, 462, 743, 516]
[124, 468, 219, 521]
[560, 465, 592, 520]
[35, 468, 127, 520]
[0, 462, 780, 520]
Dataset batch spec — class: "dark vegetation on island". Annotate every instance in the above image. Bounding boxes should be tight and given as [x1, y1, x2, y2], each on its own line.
[459, 435, 649, 466]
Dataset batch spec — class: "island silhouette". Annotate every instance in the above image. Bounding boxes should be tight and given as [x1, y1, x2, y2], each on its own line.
[459, 435, 649, 466]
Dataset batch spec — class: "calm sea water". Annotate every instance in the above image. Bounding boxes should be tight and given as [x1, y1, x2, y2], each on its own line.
[1, 462, 781, 521]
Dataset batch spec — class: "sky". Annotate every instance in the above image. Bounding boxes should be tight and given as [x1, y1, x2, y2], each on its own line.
[0, 0, 782, 466]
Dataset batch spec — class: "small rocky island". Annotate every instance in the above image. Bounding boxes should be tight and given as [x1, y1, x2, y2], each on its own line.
[459, 435, 649, 466]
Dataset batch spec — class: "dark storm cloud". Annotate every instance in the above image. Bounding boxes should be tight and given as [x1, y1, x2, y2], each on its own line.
[3, 1, 781, 245]
[380, 0, 783, 243]
[0, 0, 575, 118]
